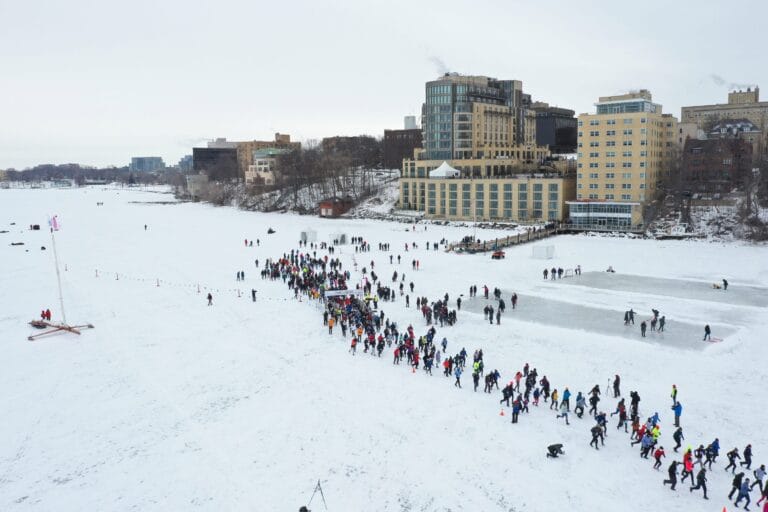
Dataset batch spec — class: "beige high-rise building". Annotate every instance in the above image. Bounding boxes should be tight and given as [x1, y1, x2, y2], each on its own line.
[568, 90, 678, 230]
[398, 73, 568, 223]
[681, 86, 768, 160]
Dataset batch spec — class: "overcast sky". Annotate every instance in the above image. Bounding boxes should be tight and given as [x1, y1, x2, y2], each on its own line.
[1, 0, 766, 169]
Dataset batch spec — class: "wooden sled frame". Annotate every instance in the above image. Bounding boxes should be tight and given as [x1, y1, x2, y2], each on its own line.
[28, 320, 95, 341]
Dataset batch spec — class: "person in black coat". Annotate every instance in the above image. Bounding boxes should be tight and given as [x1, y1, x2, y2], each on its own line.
[689, 468, 709, 499]
[546, 444, 564, 458]
[663, 460, 680, 490]
[729, 472, 745, 500]
[741, 444, 753, 469]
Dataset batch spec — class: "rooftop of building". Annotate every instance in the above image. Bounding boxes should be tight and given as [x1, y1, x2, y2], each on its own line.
[683, 137, 754, 152]
[597, 89, 653, 103]
[531, 102, 575, 117]
[682, 86, 768, 110]
[427, 72, 522, 88]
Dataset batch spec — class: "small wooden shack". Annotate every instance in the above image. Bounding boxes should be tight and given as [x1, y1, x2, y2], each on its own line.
[318, 197, 354, 218]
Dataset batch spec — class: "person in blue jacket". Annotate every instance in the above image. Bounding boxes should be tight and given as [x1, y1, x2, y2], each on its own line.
[734, 479, 751, 509]
[711, 438, 721, 461]
[672, 401, 683, 427]
[562, 387, 572, 411]
[574, 392, 586, 418]
[511, 399, 522, 424]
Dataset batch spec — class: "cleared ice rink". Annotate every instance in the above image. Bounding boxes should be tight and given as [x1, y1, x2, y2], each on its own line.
[459, 293, 735, 351]
[560, 271, 768, 308]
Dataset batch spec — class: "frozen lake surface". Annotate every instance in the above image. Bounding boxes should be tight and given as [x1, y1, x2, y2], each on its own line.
[1, 187, 767, 512]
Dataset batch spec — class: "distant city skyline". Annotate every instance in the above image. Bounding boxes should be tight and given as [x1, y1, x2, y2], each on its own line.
[1, 0, 765, 169]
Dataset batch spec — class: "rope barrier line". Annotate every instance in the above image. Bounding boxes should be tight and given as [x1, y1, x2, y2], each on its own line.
[61, 264, 300, 299]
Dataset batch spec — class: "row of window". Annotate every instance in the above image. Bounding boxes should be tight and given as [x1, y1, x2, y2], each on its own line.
[585, 118, 646, 126]
[584, 162, 639, 168]
[577, 193, 634, 200]
[580, 172, 646, 179]
[583, 129, 638, 137]
[580, 183, 643, 189]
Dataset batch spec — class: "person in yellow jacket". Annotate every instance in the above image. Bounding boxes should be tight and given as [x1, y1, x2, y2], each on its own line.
[550, 389, 560, 410]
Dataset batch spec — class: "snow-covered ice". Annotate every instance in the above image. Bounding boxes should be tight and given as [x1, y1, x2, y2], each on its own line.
[1, 187, 767, 511]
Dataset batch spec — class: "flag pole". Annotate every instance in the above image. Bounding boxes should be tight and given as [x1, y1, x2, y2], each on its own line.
[50, 225, 67, 324]
[27, 215, 93, 341]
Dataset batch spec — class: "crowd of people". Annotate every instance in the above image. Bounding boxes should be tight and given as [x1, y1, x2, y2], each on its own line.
[250, 230, 761, 510]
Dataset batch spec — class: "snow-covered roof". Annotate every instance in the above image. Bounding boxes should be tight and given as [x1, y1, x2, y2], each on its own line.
[429, 161, 460, 178]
